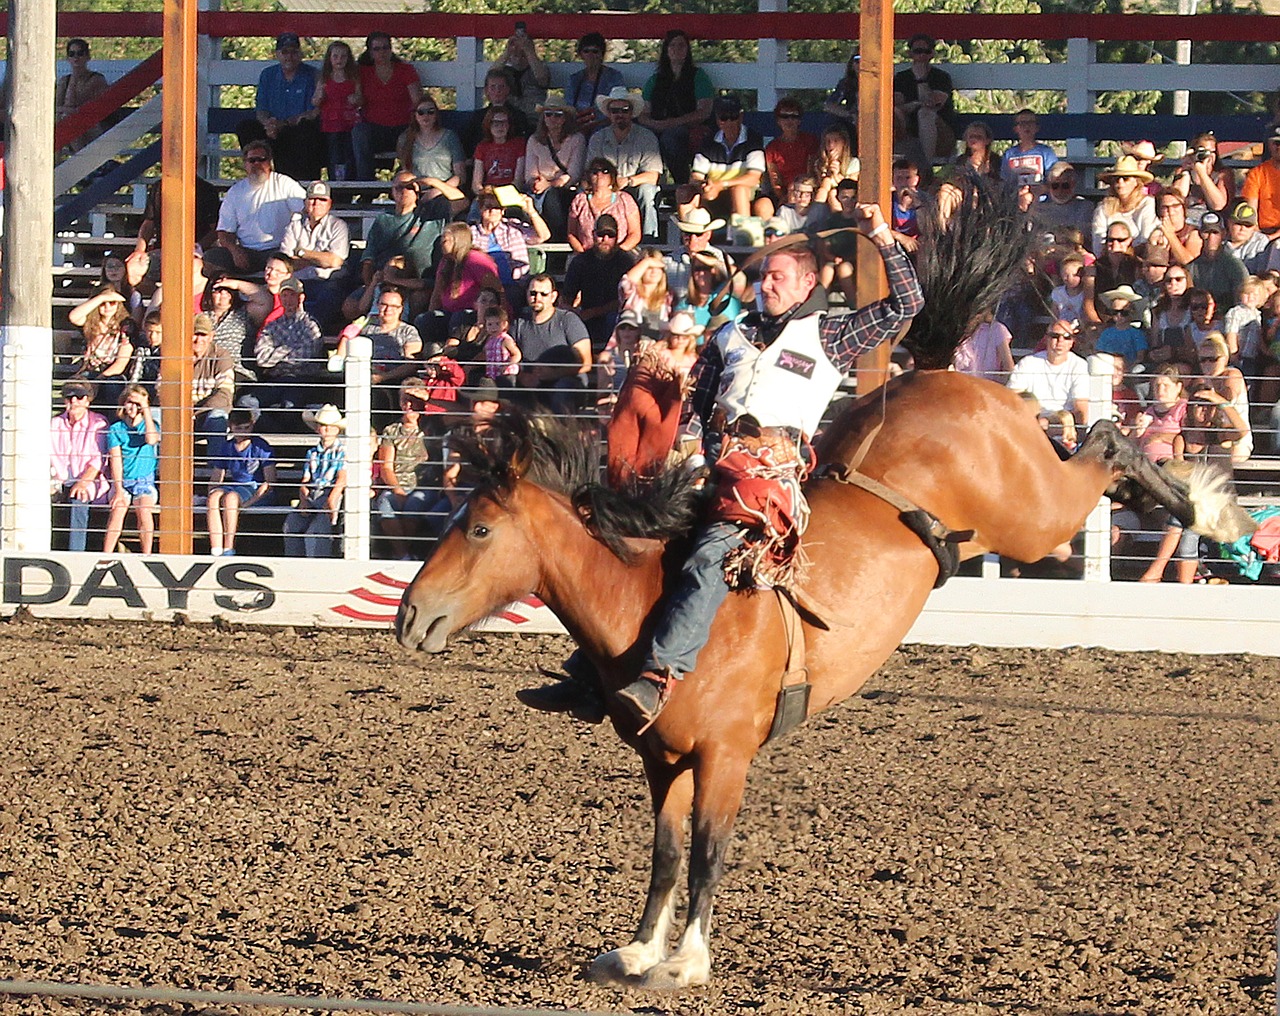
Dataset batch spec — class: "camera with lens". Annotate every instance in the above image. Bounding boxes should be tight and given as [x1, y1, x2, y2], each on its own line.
[1193, 147, 1213, 163]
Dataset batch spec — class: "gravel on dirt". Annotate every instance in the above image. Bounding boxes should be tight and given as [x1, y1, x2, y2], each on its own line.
[0, 618, 1275, 1015]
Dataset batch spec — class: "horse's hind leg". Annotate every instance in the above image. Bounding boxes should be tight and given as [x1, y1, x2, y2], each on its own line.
[587, 760, 693, 985]
[1077, 419, 1195, 527]
[640, 750, 751, 990]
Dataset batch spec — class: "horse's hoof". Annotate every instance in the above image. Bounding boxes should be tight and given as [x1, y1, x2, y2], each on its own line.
[585, 945, 663, 986]
[638, 956, 710, 990]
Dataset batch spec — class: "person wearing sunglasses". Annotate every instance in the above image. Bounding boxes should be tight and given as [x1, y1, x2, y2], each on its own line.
[55, 39, 108, 153]
[587, 87, 663, 242]
[51, 381, 110, 552]
[756, 98, 818, 221]
[1188, 211, 1248, 314]
[205, 141, 306, 276]
[1035, 161, 1094, 236]
[892, 32, 955, 162]
[1091, 155, 1158, 257]
[689, 94, 765, 223]
[394, 94, 467, 215]
[1007, 321, 1091, 425]
[236, 32, 324, 182]
[566, 32, 624, 132]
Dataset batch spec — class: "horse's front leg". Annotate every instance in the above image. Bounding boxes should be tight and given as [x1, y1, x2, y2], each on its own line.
[587, 759, 693, 985]
[640, 750, 751, 990]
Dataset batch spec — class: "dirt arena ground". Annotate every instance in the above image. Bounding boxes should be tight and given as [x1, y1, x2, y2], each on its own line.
[0, 617, 1275, 1016]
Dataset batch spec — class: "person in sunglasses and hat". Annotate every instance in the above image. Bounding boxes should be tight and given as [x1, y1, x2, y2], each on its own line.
[1091, 155, 1158, 257]
[1188, 211, 1248, 312]
[587, 87, 663, 241]
[50, 380, 110, 552]
[690, 95, 766, 223]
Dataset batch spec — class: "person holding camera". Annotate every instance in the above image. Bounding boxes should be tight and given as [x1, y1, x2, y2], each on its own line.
[500, 23, 549, 121]
[1172, 131, 1234, 224]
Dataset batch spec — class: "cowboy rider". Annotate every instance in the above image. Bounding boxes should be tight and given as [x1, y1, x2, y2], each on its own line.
[526, 202, 924, 724]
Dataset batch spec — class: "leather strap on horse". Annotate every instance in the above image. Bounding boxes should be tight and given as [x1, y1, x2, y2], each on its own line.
[765, 589, 811, 743]
[817, 464, 974, 590]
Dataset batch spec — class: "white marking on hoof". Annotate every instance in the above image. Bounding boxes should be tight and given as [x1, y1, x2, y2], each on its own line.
[586, 940, 668, 985]
[637, 916, 711, 990]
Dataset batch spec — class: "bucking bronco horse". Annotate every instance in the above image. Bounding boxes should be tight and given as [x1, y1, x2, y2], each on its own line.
[396, 180, 1253, 989]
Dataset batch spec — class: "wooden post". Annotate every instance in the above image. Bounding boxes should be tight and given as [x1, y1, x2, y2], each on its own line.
[0, 0, 55, 552]
[158, 0, 198, 554]
[855, 0, 895, 395]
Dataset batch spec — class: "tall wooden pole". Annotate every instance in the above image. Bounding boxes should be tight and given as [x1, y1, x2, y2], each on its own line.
[0, 0, 55, 552]
[159, 0, 197, 554]
[855, 0, 896, 395]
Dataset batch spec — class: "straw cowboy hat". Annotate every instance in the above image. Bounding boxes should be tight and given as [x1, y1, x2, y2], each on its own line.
[1098, 285, 1146, 314]
[302, 404, 346, 431]
[595, 85, 647, 118]
[673, 206, 726, 233]
[536, 90, 577, 116]
[1098, 154, 1154, 185]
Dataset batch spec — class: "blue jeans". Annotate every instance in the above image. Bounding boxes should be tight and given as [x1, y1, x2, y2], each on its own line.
[644, 520, 746, 679]
[57, 485, 92, 552]
[625, 182, 660, 240]
[284, 494, 337, 557]
[351, 121, 406, 181]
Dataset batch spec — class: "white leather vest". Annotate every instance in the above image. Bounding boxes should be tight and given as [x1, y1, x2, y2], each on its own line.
[714, 313, 843, 438]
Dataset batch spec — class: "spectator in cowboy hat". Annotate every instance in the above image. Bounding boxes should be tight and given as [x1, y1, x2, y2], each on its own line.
[587, 86, 663, 241]
[523, 91, 586, 243]
[661, 206, 737, 304]
[1095, 285, 1149, 364]
[1092, 154, 1158, 257]
[1121, 139, 1161, 196]
[286, 403, 347, 557]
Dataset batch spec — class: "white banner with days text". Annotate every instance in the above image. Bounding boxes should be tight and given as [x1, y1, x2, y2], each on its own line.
[2, 553, 1279, 657]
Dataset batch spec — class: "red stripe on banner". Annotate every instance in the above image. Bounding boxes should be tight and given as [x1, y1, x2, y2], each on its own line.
[367, 571, 409, 590]
[331, 605, 397, 624]
[347, 588, 402, 607]
[494, 610, 529, 625]
[521, 595, 544, 608]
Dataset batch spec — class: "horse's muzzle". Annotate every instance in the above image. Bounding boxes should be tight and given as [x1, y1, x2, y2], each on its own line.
[395, 599, 452, 653]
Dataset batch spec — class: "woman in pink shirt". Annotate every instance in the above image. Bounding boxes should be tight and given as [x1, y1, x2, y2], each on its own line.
[430, 223, 503, 319]
[351, 32, 422, 180]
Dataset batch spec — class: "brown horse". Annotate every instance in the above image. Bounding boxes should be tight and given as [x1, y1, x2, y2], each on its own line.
[395, 384, 1245, 989]
[396, 181, 1251, 988]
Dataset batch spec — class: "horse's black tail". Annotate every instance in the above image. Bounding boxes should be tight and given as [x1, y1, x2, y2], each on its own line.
[901, 174, 1036, 371]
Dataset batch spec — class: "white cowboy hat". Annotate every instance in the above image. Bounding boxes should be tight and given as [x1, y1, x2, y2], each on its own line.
[1122, 139, 1159, 162]
[1098, 154, 1154, 185]
[1098, 285, 1146, 313]
[673, 206, 726, 233]
[665, 310, 705, 338]
[595, 86, 647, 118]
[302, 403, 346, 431]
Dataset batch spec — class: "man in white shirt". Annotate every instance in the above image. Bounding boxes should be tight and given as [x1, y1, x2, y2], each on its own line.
[280, 179, 351, 330]
[206, 140, 306, 277]
[1007, 320, 1091, 423]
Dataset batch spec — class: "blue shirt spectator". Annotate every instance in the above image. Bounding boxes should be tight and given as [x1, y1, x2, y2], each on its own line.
[256, 53, 318, 122]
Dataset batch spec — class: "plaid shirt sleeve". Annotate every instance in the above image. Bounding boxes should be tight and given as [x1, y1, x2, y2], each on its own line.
[683, 338, 726, 432]
[820, 242, 925, 374]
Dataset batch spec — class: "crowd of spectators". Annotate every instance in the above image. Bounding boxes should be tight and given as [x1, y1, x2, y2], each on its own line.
[51, 27, 1280, 573]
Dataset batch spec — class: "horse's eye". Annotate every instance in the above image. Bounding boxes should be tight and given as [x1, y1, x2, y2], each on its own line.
[470, 524, 490, 540]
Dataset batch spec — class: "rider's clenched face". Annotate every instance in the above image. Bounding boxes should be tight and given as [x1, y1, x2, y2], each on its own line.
[760, 251, 817, 317]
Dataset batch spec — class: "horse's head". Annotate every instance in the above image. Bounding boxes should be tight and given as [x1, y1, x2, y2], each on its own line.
[396, 430, 542, 654]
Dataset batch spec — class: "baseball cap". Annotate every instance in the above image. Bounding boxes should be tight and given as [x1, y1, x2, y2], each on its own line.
[616, 309, 642, 328]
[192, 313, 215, 335]
[61, 380, 94, 400]
[279, 276, 304, 293]
[306, 180, 332, 200]
[594, 213, 619, 237]
[1268, 123, 1280, 143]
[1228, 201, 1257, 226]
[713, 95, 743, 119]
[1144, 248, 1170, 267]
[1199, 211, 1224, 233]
[275, 32, 301, 50]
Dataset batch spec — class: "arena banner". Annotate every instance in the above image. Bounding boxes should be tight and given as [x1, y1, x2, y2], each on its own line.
[2, 553, 1278, 657]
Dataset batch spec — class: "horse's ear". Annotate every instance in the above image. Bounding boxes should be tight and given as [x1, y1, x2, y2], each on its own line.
[509, 438, 533, 480]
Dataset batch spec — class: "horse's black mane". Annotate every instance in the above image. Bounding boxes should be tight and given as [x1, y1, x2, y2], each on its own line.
[451, 409, 701, 561]
[902, 174, 1037, 371]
